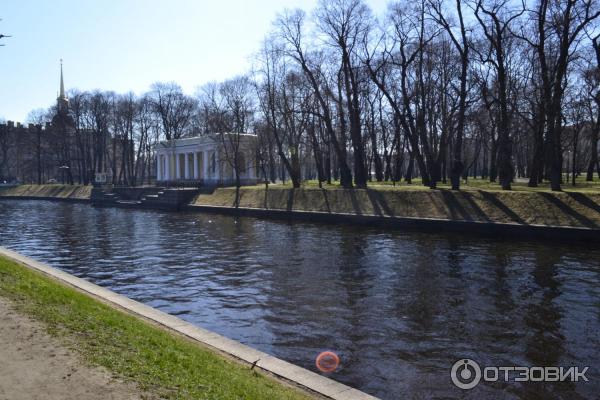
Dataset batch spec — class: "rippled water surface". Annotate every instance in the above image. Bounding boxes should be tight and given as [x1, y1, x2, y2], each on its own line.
[0, 200, 599, 399]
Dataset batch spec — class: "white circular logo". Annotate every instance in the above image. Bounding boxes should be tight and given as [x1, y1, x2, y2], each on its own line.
[451, 359, 482, 389]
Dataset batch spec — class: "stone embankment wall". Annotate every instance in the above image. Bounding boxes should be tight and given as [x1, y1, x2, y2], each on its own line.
[3, 184, 599, 233]
[192, 187, 600, 229]
[0, 185, 91, 201]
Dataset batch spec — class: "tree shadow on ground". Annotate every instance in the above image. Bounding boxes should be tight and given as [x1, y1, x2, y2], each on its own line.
[479, 191, 527, 224]
[319, 189, 332, 213]
[538, 192, 598, 228]
[263, 187, 268, 209]
[424, 191, 448, 217]
[564, 192, 600, 215]
[439, 190, 474, 221]
[286, 189, 294, 212]
[366, 189, 395, 217]
[348, 189, 362, 215]
[456, 191, 492, 222]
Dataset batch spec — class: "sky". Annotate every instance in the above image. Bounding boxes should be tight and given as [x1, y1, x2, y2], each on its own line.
[0, 0, 389, 122]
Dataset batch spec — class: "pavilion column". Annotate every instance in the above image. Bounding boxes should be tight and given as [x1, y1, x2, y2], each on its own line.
[164, 154, 170, 181]
[173, 153, 181, 179]
[184, 153, 190, 179]
[172, 154, 177, 180]
[156, 156, 161, 181]
[179, 154, 184, 179]
[215, 151, 220, 181]
[172, 154, 176, 180]
[193, 152, 199, 180]
[203, 151, 209, 180]
[181, 154, 185, 179]
[170, 154, 175, 180]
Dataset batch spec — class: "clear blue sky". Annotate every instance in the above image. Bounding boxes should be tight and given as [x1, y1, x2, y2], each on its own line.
[0, 0, 388, 122]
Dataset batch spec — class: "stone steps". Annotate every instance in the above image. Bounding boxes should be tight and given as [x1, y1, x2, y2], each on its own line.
[92, 187, 199, 211]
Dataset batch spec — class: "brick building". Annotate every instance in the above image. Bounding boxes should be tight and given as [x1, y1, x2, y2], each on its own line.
[0, 62, 132, 185]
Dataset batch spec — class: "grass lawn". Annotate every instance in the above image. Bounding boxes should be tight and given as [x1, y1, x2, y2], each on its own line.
[0, 256, 312, 400]
[196, 177, 600, 228]
[259, 175, 600, 194]
[0, 184, 92, 199]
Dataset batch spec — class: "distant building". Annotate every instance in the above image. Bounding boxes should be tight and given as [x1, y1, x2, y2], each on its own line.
[156, 133, 259, 186]
[0, 61, 131, 185]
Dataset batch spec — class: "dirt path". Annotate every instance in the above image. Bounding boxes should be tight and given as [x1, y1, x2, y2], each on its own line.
[0, 296, 151, 400]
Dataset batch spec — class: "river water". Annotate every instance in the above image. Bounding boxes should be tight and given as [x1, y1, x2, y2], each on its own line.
[0, 200, 598, 399]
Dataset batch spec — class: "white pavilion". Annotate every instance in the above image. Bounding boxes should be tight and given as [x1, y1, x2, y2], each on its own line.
[155, 133, 259, 186]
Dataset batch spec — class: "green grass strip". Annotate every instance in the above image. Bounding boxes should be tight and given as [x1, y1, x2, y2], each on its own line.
[0, 256, 312, 400]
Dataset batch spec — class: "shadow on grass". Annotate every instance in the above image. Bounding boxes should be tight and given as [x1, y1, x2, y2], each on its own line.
[538, 192, 598, 228]
[455, 191, 492, 222]
[479, 191, 527, 224]
[348, 189, 363, 215]
[366, 189, 395, 217]
[263, 186, 268, 209]
[564, 192, 600, 215]
[440, 190, 474, 221]
[286, 189, 294, 212]
[319, 189, 332, 213]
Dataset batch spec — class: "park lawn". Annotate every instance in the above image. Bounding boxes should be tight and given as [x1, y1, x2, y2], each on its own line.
[266, 175, 600, 193]
[0, 256, 313, 400]
[194, 183, 600, 228]
[0, 184, 92, 199]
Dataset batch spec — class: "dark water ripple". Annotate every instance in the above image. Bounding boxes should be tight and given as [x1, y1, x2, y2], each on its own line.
[0, 200, 599, 399]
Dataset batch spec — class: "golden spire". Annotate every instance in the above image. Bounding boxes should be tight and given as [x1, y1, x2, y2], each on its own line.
[57, 58, 69, 113]
[59, 59, 65, 99]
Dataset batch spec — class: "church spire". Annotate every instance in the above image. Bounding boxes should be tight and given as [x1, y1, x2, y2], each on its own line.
[57, 58, 69, 113]
[59, 59, 65, 99]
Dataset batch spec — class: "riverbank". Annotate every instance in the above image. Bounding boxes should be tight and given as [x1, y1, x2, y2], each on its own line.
[0, 184, 91, 201]
[192, 186, 600, 230]
[0, 296, 150, 400]
[0, 251, 337, 400]
[3, 184, 599, 237]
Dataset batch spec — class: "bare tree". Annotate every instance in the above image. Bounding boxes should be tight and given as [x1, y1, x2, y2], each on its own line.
[26, 109, 50, 184]
[114, 93, 137, 185]
[472, 0, 525, 190]
[255, 38, 306, 188]
[428, 0, 471, 190]
[365, 0, 439, 187]
[277, 9, 354, 188]
[220, 76, 254, 134]
[149, 82, 197, 141]
[519, 0, 600, 190]
[585, 36, 600, 181]
[315, 0, 372, 187]
[197, 78, 257, 193]
[197, 81, 232, 133]
[134, 95, 158, 185]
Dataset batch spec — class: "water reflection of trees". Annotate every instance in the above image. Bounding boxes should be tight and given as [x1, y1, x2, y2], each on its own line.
[521, 248, 570, 399]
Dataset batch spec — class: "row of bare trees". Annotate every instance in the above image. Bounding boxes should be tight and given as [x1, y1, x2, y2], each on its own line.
[248, 0, 600, 190]
[8, 0, 600, 191]
[0, 83, 197, 185]
[66, 83, 199, 185]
